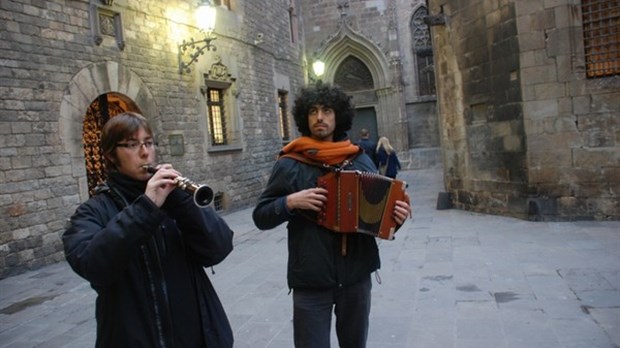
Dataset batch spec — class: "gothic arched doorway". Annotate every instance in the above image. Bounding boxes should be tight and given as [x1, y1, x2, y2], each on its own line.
[83, 93, 141, 197]
[334, 56, 378, 142]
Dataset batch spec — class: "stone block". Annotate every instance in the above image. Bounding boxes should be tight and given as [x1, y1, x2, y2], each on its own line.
[518, 31, 546, 51]
[602, 167, 620, 183]
[533, 83, 566, 100]
[572, 148, 619, 167]
[592, 93, 620, 112]
[521, 65, 557, 86]
[524, 99, 559, 119]
[572, 95, 591, 115]
[556, 55, 573, 82]
[544, 115, 578, 133]
[528, 149, 572, 167]
[529, 167, 560, 183]
[515, 0, 544, 16]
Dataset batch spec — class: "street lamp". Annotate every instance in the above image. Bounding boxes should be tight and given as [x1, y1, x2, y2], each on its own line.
[312, 60, 325, 79]
[178, 0, 217, 74]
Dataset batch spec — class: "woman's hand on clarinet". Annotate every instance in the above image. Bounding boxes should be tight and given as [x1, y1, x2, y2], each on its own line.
[145, 164, 182, 207]
[286, 187, 328, 212]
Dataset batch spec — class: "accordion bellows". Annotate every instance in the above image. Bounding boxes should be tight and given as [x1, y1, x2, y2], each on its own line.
[316, 170, 408, 240]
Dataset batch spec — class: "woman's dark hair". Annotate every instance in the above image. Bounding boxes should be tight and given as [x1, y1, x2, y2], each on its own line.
[292, 82, 355, 139]
[100, 111, 152, 172]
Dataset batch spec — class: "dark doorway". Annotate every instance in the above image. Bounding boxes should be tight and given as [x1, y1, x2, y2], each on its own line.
[83, 93, 141, 197]
[351, 107, 378, 143]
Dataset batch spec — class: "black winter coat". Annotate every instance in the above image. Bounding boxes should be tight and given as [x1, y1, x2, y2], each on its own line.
[252, 154, 381, 289]
[63, 183, 234, 348]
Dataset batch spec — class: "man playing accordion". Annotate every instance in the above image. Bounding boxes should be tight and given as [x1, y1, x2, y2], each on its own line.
[253, 82, 411, 348]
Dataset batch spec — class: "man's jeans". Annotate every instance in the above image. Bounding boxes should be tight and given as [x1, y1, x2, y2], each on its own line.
[293, 276, 372, 348]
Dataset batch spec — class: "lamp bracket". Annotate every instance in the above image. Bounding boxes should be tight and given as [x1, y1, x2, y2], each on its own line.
[178, 32, 217, 74]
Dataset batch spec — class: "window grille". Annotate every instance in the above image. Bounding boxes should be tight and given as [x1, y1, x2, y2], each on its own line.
[581, 0, 620, 78]
[278, 91, 290, 141]
[206, 88, 228, 145]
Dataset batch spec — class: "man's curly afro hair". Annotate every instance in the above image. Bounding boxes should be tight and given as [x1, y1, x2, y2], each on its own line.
[292, 82, 355, 139]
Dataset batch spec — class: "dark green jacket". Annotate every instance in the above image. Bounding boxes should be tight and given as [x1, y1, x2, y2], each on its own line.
[63, 185, 234, 348]
[252, 154, 380, 289]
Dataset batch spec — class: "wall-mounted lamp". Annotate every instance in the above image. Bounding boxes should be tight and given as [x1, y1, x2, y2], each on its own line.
[178, 0, 217, 74]
[312, 60, 325, 78]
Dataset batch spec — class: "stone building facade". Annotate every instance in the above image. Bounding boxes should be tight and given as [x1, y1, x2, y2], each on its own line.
[299, 0, 441, 169]
[1, 0, 310, 278]
[1, 0, 439, 277]
[427, 0, 619, 220]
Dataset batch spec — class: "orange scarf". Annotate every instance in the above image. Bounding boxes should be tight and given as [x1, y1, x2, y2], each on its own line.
[279, 136, 360, 166]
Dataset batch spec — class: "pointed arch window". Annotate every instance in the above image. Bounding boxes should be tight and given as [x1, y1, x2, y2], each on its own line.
[411, 6, 436, 96]
[334, 56, 374, 91]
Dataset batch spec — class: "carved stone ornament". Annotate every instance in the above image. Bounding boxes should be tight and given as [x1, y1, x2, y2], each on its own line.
[101, 0, 114, 5]
[90, 4, 125, 50]
[206, 56, 234, 82]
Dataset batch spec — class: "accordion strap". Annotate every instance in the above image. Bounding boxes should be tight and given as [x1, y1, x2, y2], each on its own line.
[279, 152, 359, 172]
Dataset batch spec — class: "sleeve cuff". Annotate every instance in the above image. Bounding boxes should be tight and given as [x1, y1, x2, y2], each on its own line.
[275, 196, 295, 217]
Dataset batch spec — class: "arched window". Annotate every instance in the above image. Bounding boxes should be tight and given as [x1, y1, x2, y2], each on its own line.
[411, 6, 436, 96]
[334, 56, 374, 91]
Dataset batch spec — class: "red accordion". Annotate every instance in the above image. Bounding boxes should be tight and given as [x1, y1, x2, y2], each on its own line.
[316, 170, 408, 240]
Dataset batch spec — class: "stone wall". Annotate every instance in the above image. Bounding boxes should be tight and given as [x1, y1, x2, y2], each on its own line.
[0, 0, 304, 278]
[297, 0, 434, 157]
[517, 1, 619, 220]
[1, 0, 446, 278]
[429, 0, 619, 220]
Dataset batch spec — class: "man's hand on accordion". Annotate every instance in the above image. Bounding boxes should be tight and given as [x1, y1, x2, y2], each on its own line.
[393, 192, 412, 226]
[286, 187, 328, 212]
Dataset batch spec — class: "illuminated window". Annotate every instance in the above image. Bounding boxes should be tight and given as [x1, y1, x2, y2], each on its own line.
[206, 87, 227, 145]
[203, 57, 240, 149]
[278, 90, 290, 141]
[581, 0, 620, 78]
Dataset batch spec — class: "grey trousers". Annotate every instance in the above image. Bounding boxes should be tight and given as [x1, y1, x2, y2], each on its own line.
[292, 276, 372, 348]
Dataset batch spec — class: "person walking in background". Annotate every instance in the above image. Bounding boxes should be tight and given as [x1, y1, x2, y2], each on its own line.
[252, 82, 411, 348]
[376, 136, 401, 179]
[62, 112, 235, 348]
[356, 128, 377, 167]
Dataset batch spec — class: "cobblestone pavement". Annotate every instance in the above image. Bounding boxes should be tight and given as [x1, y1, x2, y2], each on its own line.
[1, 167, 619, 348]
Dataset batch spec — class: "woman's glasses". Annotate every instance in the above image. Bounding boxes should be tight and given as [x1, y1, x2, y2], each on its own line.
[115, 140, 156, 152]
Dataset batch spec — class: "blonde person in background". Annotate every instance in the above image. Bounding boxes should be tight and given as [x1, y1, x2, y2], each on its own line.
[376, 136, 401, 179]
